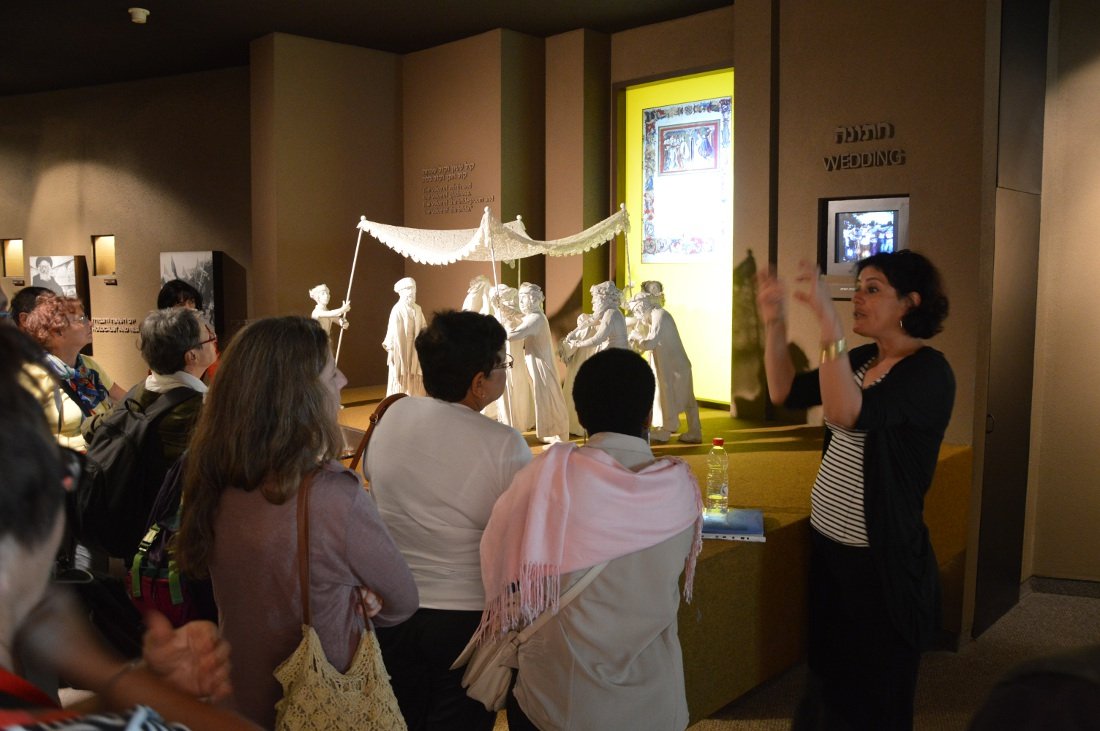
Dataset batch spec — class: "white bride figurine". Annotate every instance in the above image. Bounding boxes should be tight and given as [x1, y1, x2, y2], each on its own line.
[461, 274, 492, 315]
[627, 289, 702, 444]
[506, 283, 569, 443]
[383, 277, 426, 397]
[308, 284, 350, 353]
[490, 283, 534, 431]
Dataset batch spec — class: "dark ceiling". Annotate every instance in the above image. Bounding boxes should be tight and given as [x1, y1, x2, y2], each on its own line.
[0, 1, 732, 97]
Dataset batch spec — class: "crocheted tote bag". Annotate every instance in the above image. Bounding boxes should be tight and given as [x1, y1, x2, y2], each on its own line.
[273, 476, 406, 731]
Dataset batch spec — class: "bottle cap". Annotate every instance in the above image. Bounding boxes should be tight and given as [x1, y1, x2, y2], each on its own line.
[712, 437, 724, 446]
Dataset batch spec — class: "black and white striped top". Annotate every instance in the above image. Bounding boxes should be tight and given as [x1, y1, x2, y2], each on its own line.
[810, 360, 883, 546]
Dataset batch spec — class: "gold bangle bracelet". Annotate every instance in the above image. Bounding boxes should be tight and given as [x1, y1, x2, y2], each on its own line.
[820, 337, 847, 363]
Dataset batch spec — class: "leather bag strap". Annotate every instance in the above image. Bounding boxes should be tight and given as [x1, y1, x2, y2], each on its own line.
[517, 561, 608, 643]
[349, 392, 407, 471]
[295, 476, 313, 626]
[294, 470, 373, 628]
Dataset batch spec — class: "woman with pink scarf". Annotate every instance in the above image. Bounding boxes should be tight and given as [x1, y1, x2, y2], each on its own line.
[476, 348, 703, 730]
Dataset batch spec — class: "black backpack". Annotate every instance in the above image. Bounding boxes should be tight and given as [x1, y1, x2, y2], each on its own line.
[128, 455, 218, 627]
[76, 386, 201, 559]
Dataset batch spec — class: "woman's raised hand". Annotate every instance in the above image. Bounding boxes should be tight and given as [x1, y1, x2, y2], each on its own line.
[790, 260, 843, 341]
[755, 268, 787, 325]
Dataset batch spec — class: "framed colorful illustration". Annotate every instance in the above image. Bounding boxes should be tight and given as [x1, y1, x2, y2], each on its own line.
[642, 96, 732, 263]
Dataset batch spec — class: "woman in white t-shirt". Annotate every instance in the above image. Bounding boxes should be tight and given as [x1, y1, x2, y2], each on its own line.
[365, 309, 532, 731]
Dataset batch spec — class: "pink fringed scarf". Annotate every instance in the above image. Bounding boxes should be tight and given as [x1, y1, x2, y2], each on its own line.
[475, 442, 703, 643]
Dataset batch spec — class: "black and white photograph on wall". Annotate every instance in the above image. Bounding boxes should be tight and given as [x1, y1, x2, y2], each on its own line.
[31, 255, 78, 297]
[160, 251, 216, 326]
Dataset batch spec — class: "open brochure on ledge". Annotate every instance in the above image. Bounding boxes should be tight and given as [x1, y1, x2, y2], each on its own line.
[702, 508, 766, 542]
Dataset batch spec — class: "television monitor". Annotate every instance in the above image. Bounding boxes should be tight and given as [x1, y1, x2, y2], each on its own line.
[820, 195, 909, 298]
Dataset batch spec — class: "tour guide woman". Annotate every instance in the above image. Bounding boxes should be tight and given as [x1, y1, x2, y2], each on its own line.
[757, 250, 953, 730]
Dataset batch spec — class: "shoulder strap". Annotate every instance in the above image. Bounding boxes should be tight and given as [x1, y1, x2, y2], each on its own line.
[136, 386, 201, 422]
[349, 392, 407, 470]
[295, 475, 313, 626]
[517, 561, 608, 643]
[55, 377, 94, 419]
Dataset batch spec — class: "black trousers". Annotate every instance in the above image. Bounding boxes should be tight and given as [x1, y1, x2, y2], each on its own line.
[376, 608, 496, 731]
[794, 529, 922, 731]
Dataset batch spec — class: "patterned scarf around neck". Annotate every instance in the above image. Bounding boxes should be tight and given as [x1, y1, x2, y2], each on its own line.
[46, 353, 108, 415]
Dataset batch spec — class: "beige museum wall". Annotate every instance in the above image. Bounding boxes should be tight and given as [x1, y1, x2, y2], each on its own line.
[774, 1, 987, 447]
[0, 69, 251, 388]
[1024, 0, 1100, 581]
[401, 31, 508, 319]
[251, 33, 405, 388]
[544, 30, 610, 325]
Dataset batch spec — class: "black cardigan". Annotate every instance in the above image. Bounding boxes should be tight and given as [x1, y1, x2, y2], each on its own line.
[785, 343, 956, 649]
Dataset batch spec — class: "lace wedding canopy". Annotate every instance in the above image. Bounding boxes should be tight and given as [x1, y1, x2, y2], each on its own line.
[333, 205, 629, 364]
[355, 205, 630, 266]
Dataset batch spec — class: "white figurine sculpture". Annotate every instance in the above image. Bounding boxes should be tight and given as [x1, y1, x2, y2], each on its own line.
[627, 290, 702, 444]
[490, 283, 534, 431]
[563, 280, 630, 352]
[506, 283, 569, 443]
[308, 284, 350, 353]
[382, 277, 426, 397]
[560, 313, 599, 436]
[461, 274, 492, 315]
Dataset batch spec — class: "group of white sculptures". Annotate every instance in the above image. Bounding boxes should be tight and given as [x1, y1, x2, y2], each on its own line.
[309, 273, 701, 444]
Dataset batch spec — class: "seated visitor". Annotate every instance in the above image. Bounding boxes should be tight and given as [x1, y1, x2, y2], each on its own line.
[22, 293, 127, 451]
[0, 324, 256, 730]
[175, 316, 418, 728]
[475, 347, 704, 731]
[365, 310, 533, 731]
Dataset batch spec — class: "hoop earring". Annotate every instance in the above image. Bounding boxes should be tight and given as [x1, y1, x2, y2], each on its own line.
[899, 318, 907, 334]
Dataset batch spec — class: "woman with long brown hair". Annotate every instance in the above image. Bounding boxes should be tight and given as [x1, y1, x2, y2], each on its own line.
[176, 316, 418, 728]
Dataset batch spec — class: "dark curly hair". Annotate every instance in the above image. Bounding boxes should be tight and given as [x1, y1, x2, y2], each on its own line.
[415, 310, 505, 402]
[857, 250, 949, 338]
[573, 348, 656, 438]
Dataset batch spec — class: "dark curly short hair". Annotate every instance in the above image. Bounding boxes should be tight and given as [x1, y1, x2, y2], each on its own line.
[11, 286, 52, 329]
[157, 279, 204, 310]
[573, 348, 656, 438]
[415, 310, 505, 402]
[857, 250, 949, 338]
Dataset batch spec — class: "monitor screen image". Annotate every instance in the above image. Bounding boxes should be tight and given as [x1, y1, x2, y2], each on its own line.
[820, 195, 909, 297]
[836, 209, 898, 263]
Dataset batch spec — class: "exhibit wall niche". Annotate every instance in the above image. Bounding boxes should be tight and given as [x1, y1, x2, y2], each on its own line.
[623, 69, 734, 403]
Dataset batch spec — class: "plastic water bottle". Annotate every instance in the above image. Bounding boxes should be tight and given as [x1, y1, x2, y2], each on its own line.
[705, 437, 729, 514]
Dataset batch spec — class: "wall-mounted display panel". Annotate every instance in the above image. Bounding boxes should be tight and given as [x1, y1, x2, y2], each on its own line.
[160, 250, 247, 344]
[624, 69, 734, 403]
[818, 195, 909, 299]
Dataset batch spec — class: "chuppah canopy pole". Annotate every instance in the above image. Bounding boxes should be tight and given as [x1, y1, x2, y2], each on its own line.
[334, 221, 366, 365]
